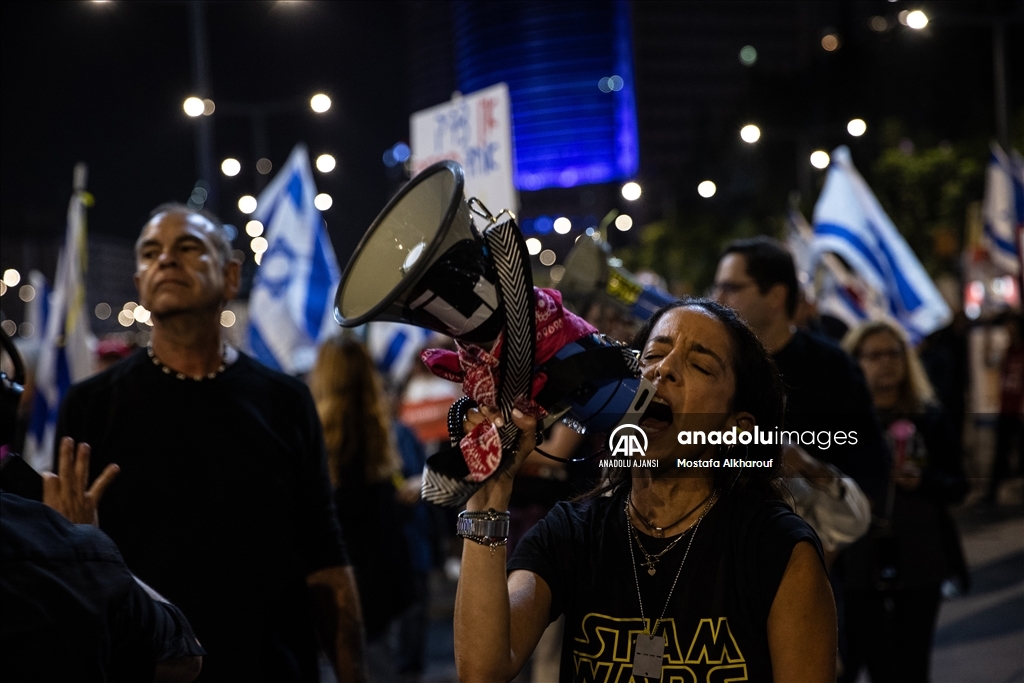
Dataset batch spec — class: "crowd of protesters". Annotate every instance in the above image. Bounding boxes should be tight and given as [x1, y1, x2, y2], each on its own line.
[0, 201, 1021, 683]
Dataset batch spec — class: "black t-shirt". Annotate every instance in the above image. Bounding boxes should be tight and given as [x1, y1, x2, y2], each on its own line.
[772, 329, 890, 502]
[508, 487, 821, 683]
[0, 492, 204, 683]
[56, 350, 348, 682]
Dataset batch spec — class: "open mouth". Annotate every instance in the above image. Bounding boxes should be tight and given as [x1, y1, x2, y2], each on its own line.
[639, 400, 673, 431]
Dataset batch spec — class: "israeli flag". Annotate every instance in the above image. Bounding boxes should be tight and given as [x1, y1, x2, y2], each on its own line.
[365, 322, 434, 386]
[812, 146, 951, 343]
[24, 180, 95, 471]
[982, 142, 1024, 276]
[247, 144, 340, 374]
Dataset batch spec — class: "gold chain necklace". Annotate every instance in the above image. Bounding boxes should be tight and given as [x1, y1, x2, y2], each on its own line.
[625, 491, 717, 576]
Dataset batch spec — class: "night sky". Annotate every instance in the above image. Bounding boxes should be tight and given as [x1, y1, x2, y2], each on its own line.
[2, 0, 1022, 310]
[1, 1, 409, 263]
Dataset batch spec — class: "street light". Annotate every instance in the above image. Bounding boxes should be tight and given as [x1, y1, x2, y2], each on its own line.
[315, 154, 336, 173]
[621, 182, 642, 201]
[310, 93, 331, 113]
[740, 124, 761, 143]
[906, 10, 929, 29]
[314, 193, 333, 211]
[847, 118, 867, 137]
[238, 195, 257, 214]
[183, 97, 205, 117]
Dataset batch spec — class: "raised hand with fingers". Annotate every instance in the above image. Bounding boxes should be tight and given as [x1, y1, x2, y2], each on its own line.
[42, 437, 119, 526]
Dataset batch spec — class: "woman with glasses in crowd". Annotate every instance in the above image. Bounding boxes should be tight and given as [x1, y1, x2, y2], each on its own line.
[840, 319, 969, 683]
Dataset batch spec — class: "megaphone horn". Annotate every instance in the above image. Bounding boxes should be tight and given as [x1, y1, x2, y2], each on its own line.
[559, 233, 675, 322]
[335, 161, 505, 344]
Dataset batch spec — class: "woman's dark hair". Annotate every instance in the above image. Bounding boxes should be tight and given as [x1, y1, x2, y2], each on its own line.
[585, 298, 787, 502]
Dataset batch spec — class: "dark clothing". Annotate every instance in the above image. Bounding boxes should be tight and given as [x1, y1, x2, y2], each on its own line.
[0, 492, 204, 683]
[773, 329, 891, 502]
[333, 477, 415, 640]
[842, 405, 969, 591]
[839, 405, 968, 683]
[841, 587, 942, 683]
[56, 350, 348, 683]
[987, 345, 1024, 501]
[508, 488, 821, 683]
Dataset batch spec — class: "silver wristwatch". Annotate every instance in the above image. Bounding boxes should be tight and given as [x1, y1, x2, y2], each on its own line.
[456, 509, 510, 540]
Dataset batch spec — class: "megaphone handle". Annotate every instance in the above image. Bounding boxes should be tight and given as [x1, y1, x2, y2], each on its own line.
[482, 216, 535, 467]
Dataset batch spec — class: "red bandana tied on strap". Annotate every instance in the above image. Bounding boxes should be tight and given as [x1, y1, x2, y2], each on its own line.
[420, 287, 598, 481]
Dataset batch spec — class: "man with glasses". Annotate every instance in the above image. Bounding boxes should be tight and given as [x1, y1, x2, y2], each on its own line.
[713, 236, 889, 505]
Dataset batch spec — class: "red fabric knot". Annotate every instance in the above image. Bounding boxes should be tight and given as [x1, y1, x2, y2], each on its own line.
[420, 288, 597, 481]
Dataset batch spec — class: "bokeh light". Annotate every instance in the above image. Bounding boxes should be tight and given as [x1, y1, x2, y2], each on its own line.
[220, 310, 236, 328]
[245, 220, 264, 237]
[539, 249, 557, 266]
[810, 150, 831, 169]
[238, 195, 257, 214]
[221, 158, 241, 177]
[310, 93, 332, 113]
[2, 269, 21, 287]
[614, 215, 633, 231]
[526, 238, 542, 256]
[621, 182, 642, 201]
[183, 97, 204, 117]
[698, 181, 717, 198]
[739, 45, 757, 66]
[554, 217, 572, 234]
[847, 118, 867, 137]
[316, 154, 336, 173]
[314, 193, 333, 211]
[906, 10, 928, 29]
[740, 124, 761, 143]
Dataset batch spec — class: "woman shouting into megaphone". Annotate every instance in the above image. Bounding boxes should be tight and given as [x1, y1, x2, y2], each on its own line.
[453, 299, 836, 683]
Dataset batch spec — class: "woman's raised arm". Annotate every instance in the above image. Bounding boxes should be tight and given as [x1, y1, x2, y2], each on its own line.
[453, 409, 554, 683]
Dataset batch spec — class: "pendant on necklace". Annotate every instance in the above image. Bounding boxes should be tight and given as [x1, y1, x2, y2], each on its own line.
[644, 560, 656, 576]
[632, 633, 665, 680]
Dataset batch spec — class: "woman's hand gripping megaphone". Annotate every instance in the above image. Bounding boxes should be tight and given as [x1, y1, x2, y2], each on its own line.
[461, 406, 537, 513]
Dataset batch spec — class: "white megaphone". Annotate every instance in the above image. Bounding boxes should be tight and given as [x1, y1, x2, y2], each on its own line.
[559, 233, 675, 322]
[335, 161, 505, 344]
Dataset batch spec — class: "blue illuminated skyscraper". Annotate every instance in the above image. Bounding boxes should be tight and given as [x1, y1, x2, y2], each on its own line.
[454, 1, 639, 192]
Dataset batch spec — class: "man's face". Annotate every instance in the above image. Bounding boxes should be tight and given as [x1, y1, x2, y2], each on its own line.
[134, 212, 239, 318]
[712, 253, 778, 333]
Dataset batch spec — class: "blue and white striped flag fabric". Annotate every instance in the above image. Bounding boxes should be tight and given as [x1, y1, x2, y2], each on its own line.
[247, 144, 341, 375]
[365, 321, 434, 386]
[811, 146, 951, 343]
[982, 142, 1024, 276]
[24, 183, 95, 471]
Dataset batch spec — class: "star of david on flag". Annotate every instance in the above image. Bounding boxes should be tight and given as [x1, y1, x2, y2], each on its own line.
[247, 144, 341, 374]
[811, 146, 951, 343]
